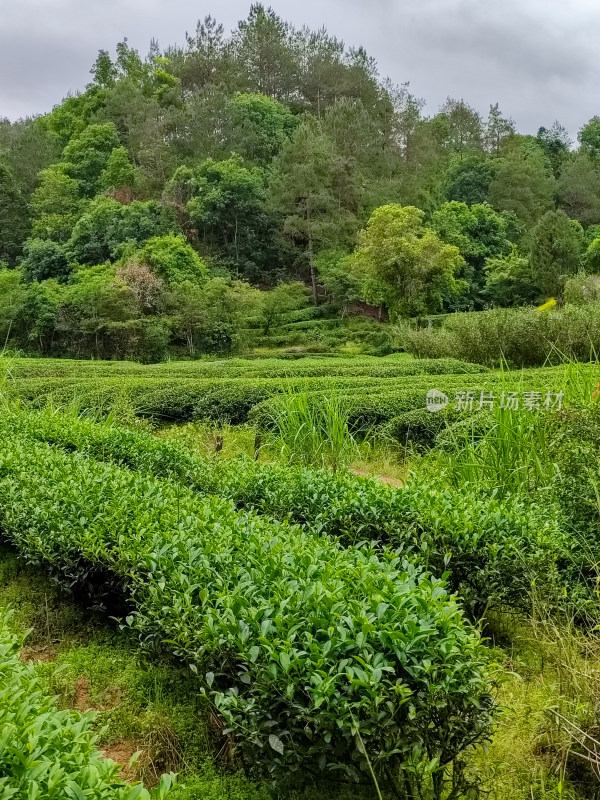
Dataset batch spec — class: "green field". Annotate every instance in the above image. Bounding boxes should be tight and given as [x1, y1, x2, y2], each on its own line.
[1, 352, 599, 800]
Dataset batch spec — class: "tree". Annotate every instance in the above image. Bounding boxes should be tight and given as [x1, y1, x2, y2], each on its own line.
[134, 233, 209, 286]
[484, 104, 515, 155]
[431, 202, 512, 305]
[269, 120, 357, 300]
[116, 262, 165, 312]
[176, 15, 236, 92]
[484, 246, 536, 306]
[61, 122, 121, 196]
[0, 267, 26, 344]
[529, 210, 581, 298]
[233, 4, 299, 100]
[168, 276, 261, 355]
[187, 156, 281, 282]
[444, 157, 497, 206]
[21, 239, 71, 283]
[227, 92, 297, 164]
[488, 144, 555, 227]
[536, 121, 571, 177]
[259, 281, 309, 333]
[30, 165, 83, 243]
[89, 50, 118, 89]
[315, 250, 361, 314]
[349, 204, 466, 319]
[0, 117, 61, 197]
[433, 98, 484, 159]
[66, 198, 175, 265]
[99, 146, 136, 197]
[0, 164, 29, 263]
[557, 152, 600, 227]
[578, 117, 600, 159]
[20, 279, 64, 354]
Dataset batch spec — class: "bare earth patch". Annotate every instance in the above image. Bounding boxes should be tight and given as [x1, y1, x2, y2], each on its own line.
[351, 469, 404, 488]
[20, 645, 57, 663]
[100, 740, 141, 782]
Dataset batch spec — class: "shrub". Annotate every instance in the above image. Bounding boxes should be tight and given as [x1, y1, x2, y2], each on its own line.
[0, 610, 175, 799]
[135, 234, 209, 286]
[4, 408, 564, 617]
[0, 434, 495, 794]
[401, 306, 600, 367]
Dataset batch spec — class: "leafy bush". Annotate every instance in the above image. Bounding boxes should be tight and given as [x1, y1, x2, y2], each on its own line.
[134, 234, 209, 286]
[400, 306, 600, 367]
[0, 610, 175, 799]
[0, 434, 495, 793]
[4, 408, 564, 617]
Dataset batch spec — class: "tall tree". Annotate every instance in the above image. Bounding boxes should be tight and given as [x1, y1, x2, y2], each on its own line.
[529, 210, 581, 298]
[433, 98, 484, 160]
[227, 92, 297, 165]
[61, 122, 121, 196]
[578, 116, 600, 159]
[0, 164, 29, 263]
[557, 151, 600, 227]
[431, 201, 512, 306]
[268, 120, 357, 300]
[233, 4, 299, 100]
[187, 156, 282, 282]
[349, 204, 466, 318]
[536, 121, 571, 177]
[484, 103, 515, 155]
[488, 144, 555, 227]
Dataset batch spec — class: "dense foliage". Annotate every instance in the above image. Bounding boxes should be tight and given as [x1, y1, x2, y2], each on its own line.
[2, 5, 600, 360]
[0, 427, 495, 794]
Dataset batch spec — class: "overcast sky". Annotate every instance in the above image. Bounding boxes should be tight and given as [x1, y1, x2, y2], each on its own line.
[1, 0, 598, 138]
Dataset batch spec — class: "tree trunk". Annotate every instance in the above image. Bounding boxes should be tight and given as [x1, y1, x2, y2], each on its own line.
[306, 198, 318, 304]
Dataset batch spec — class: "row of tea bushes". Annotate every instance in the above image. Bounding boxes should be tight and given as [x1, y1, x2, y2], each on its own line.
[4, 409, 564, 617]
[0, 433, 495, 793]
[5, 355, 487, 381]
[11, 364, 566, 425]
[0, 611, 175, 799]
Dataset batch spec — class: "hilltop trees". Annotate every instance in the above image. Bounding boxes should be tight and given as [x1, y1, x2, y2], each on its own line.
[3, 4, 600, 360]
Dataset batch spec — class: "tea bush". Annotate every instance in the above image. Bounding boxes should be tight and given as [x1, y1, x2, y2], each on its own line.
[0, 610, 175, 799]
[3, 408, 564, 616]
[6, 354, 487, 381]
[0, 435, 495, 794]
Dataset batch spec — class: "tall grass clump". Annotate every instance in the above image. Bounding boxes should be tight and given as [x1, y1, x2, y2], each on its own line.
[262, 390, 364, 471]
[436, 404, 557, 495]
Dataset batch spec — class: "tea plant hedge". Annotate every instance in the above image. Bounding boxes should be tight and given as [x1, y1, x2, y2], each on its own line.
[0, 611, 175, 799]
[0, 434, 495, 792]
[3, 409, 563, 616]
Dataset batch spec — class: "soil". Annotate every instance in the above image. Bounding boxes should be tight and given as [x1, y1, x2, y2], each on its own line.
[351, 469, 404, 488]
[74, 676, 90, 709]
[20, 645, 57, 663]
[100, 740, 140, 782]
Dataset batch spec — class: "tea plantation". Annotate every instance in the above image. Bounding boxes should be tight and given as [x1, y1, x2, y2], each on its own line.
[1, 353, 599, 799]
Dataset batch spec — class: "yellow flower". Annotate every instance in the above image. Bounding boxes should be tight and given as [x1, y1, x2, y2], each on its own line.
[537, 298, 557, 312]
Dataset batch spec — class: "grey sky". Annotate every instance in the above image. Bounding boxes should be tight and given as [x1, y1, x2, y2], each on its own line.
[1, 0, 598, 138]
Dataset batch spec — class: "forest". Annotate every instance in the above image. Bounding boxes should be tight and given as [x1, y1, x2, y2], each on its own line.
[1, 3, 600, 361]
